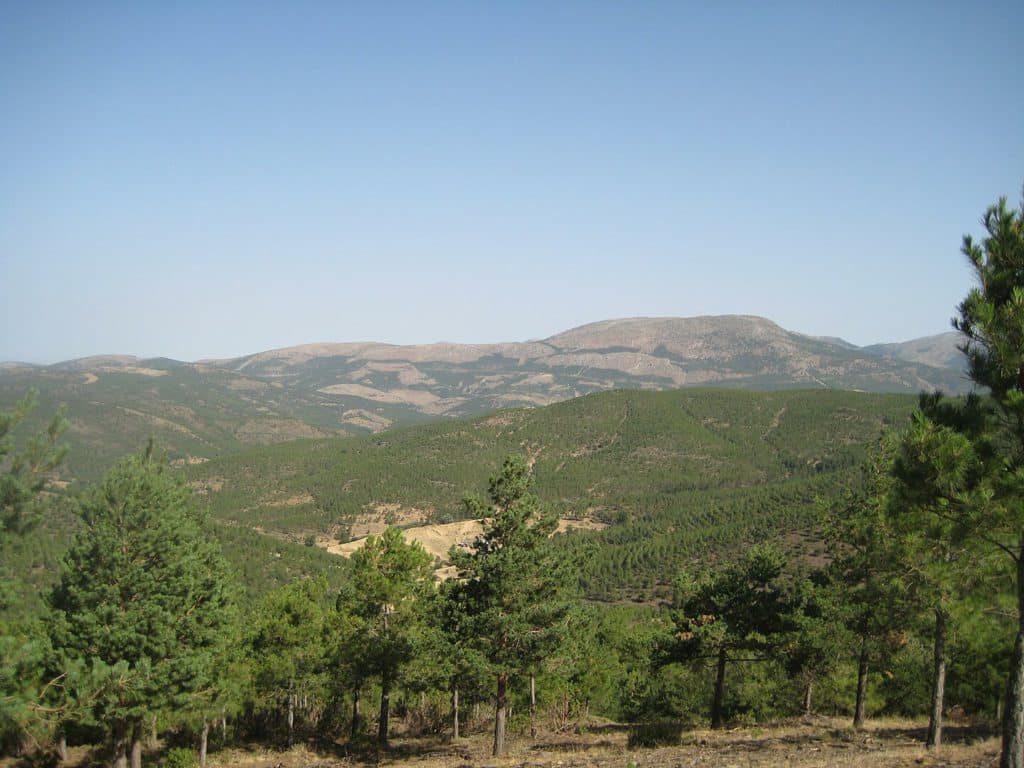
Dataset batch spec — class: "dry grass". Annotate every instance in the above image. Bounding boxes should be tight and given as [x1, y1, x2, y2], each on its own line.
[196, 718, 999, 768]
[1, 717, 998, 768]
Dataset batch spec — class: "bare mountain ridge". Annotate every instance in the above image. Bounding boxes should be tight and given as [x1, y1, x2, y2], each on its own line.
[862, 331, 964, 371]
[210, 315, 966, 394]
[0, 316, 969, 479]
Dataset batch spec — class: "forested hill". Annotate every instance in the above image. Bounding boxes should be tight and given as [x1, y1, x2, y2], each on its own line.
[187, 388, 917, 601]
[0, 316, 963, 482]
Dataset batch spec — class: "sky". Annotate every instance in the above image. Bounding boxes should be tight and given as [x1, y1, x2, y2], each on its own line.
[1, 2, 1021, 364]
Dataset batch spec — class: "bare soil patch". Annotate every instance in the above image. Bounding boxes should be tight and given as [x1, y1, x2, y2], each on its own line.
[320, 516, 607, 573]
[341, 409, 393, 431]
[261, 492, 315, 508]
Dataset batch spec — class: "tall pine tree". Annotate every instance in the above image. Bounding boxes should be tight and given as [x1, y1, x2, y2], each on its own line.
[337, 527, 434, 746]
[445, 456, 573, 756]
[49, 447, 238, 768]
[0, 390, 68, 750]
[887, 192, 1024, 767]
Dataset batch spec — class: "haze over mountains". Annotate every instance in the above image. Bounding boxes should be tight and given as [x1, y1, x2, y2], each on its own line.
[0, 315, 967, 480]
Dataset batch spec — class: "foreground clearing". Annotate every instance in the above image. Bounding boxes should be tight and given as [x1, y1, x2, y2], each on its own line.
[201, 718, 998, 768]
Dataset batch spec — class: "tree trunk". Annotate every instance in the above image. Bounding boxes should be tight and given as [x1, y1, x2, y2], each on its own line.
[287, 680, 295, 747]
[803, 680, 813, 716]
[473, 701, 480, 722]
[1000, 543, 1024, 768]
[351, 687, 361, 739]
[112, 723, 128, 768]
[56, 728, 68, 763]
[378, 674, 391, 746]
[529, 675, 537, 738]
[452, 687, 460, 740]
[711, 648, 727, 729]
[493, 672, 508, 756]
[927, 608, 947, 750]
[129, 723, 142, 768]
[221, 710, 227, 742]
[199, 720, 209, 768]
[854, 641, 869, 731]
[147, 719, 158, 750]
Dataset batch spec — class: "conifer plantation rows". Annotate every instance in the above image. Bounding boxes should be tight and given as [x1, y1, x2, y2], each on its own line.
[1, 192, 1022, 766]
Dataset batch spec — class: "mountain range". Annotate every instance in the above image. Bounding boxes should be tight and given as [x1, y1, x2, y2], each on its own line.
[0, 315, 967, 480]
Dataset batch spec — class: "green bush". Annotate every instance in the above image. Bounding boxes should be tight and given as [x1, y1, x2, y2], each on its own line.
[163, 747, 198, 768]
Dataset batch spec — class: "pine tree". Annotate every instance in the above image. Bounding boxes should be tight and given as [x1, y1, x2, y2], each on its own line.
[48, 447, 238, 768]
[0, 391, 68, 749]
[337, 527, 433, 746]
[248, 577, 329, 746]
[781, 570, 844, 717]
[445, 455, 574, 756]
[825, 439, 911, 731]
[891, 191, 1024, 767]
[891, 393, 995, 749]
[665, 544, 791, 728]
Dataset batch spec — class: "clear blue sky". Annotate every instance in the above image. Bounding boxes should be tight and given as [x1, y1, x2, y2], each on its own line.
[1, 1, 1021, 363]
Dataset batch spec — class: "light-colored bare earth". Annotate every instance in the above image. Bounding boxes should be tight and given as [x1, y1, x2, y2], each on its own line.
[349, 504, 432, 538]
[341, 408, 393, 431]
[101, 366, 168, 377]
[556, 517, 608, 533]
[318, 383, 453, 414]
[345, 362, 438, 387]
[321, 516, 606, 572]
[261, 492, 315, 508]
[321, 519, 482, 563]
[170, 455, 210, 468]
[81, 372, 99, 384]
[516, 372, 556, 387]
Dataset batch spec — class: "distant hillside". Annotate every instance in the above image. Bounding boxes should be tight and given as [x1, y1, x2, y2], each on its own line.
[0, 316, 967, 480]
[862, 331, 965, 372]
[186, 388, 917, 600]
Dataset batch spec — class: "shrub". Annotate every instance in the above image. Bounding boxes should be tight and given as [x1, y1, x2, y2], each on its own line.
[163, 747, 198, 768]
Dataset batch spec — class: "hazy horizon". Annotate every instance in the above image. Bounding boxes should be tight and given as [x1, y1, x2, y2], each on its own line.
[0, 313, 963, 367]
[2, 3, 1021, 364]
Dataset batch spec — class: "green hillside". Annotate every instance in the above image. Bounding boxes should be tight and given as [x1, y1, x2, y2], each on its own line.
[3, 388, 917, 608]
[187, 388, 917, 600]
[0, 361, 343, 481]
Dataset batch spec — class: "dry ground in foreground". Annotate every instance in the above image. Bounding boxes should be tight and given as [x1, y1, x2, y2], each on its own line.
[199, 717, 998, 768]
